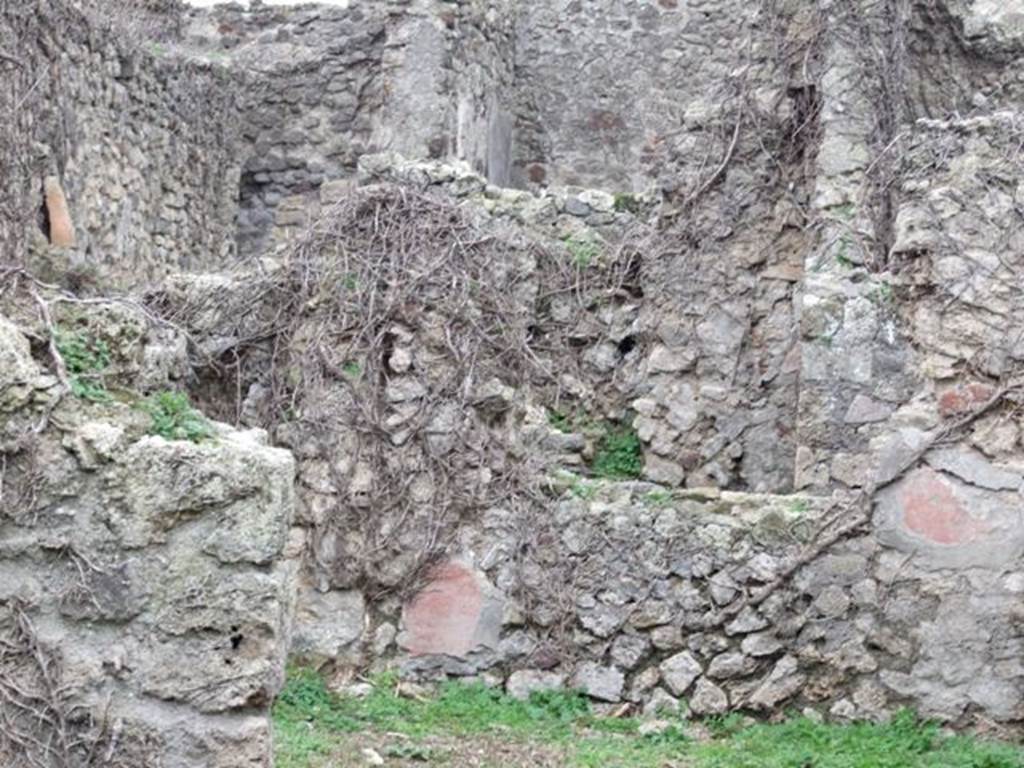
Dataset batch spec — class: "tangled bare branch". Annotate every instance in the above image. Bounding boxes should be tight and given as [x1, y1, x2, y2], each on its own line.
[152, 184, 643, 599]
[0, 602, 115, 768]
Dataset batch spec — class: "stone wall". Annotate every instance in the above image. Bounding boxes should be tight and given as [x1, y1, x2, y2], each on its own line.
[181, 0, 516, 256]
[794, 0, 1024, 493]
[512, 0, 731, 193]
[0, 308, 296, 766]
[5, 0, 1024, 742]
[393, 483, 1023, 724]
[156, 145, 1024, 728]
[246, 0, 1024, 728]
[2, 0, 240, 287]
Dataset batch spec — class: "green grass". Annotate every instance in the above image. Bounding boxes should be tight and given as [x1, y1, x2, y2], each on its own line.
[548, 408, 575, 433]
[142, 391, 213, 443]
[613, 193, 642, 215]
[695, 711, 1024, 768]
[56, 329, 112, 402]
[644, 489, 674, 507]
[563, 235, 601, 268]
[591, 423, 643, 480]
[274, 668, 1024, 768]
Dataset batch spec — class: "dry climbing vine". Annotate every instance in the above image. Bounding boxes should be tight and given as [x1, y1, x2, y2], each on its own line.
[0, 601, 122, 768]
[151, 184, 643, 599]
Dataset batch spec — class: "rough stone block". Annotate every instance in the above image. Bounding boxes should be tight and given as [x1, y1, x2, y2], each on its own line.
[291, 585, 366, 660]
[572, 662, 624, 702]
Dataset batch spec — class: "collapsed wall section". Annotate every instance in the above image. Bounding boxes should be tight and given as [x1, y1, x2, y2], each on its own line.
[0, 308, 296, 767]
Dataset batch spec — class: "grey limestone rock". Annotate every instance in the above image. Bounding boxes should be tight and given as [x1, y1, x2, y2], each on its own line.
[659, 651, 702, 696]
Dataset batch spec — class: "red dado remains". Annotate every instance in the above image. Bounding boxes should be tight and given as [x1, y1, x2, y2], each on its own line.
[937, 382, 997, 419]
[900, 467, 989, 546]
[402, 562, 483, 656]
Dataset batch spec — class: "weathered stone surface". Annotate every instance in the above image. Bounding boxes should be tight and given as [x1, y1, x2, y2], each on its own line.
[506, 670, 565, 701]
[875, 467, 1024, 568]
[0, 314, 43, 412]
[291, 586, 366, 660]
[642, 688, 682, 717]
[108, 431, 294, 564]
[0, 383, 295, 764]
[938, 383, 998, 418]
[725, 608, 770, 636]
[707, 652, 756, 680]
[741, 632, 783, 658]
[659, 651, 703, 697]
[924, 448, 1022, 491]
[748, 656, 805, 710]
[610, 634, 652, 671]
[689, 678, 729, 716]
[572, 662, 624, 703]
[812, 586, 851, 619]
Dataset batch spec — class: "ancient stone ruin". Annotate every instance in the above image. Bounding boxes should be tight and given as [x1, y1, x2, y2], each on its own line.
[2, 0, 1024, 764]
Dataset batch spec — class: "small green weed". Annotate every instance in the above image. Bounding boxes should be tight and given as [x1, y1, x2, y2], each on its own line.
[836, 236, 853, 267]
[570, 476, 599, 500]
[56, 330, 112, 403]
[548, 409, 573, 433]
[869, 282, 896, 305]
[143, 391, 213, 443]
[342, 361, 362, 378]
[612, 193, 642, 214]
[590, 423, 643, 480]
[548, 408, 590, 434]
[789, 498, 810, 514]
[705, 712, 748, 738]
[643, 489, 674, 508]
[563, 236, 601, 268]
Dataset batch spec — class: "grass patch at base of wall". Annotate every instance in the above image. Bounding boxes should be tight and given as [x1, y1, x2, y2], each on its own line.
[273, 667, 1024, 768]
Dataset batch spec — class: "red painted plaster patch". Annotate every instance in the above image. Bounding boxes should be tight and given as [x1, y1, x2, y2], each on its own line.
[938, 383, 997, 418]
[402, 562, 482, 656]
[900, 467, 989, 545]
[527, 164, 547, 184]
